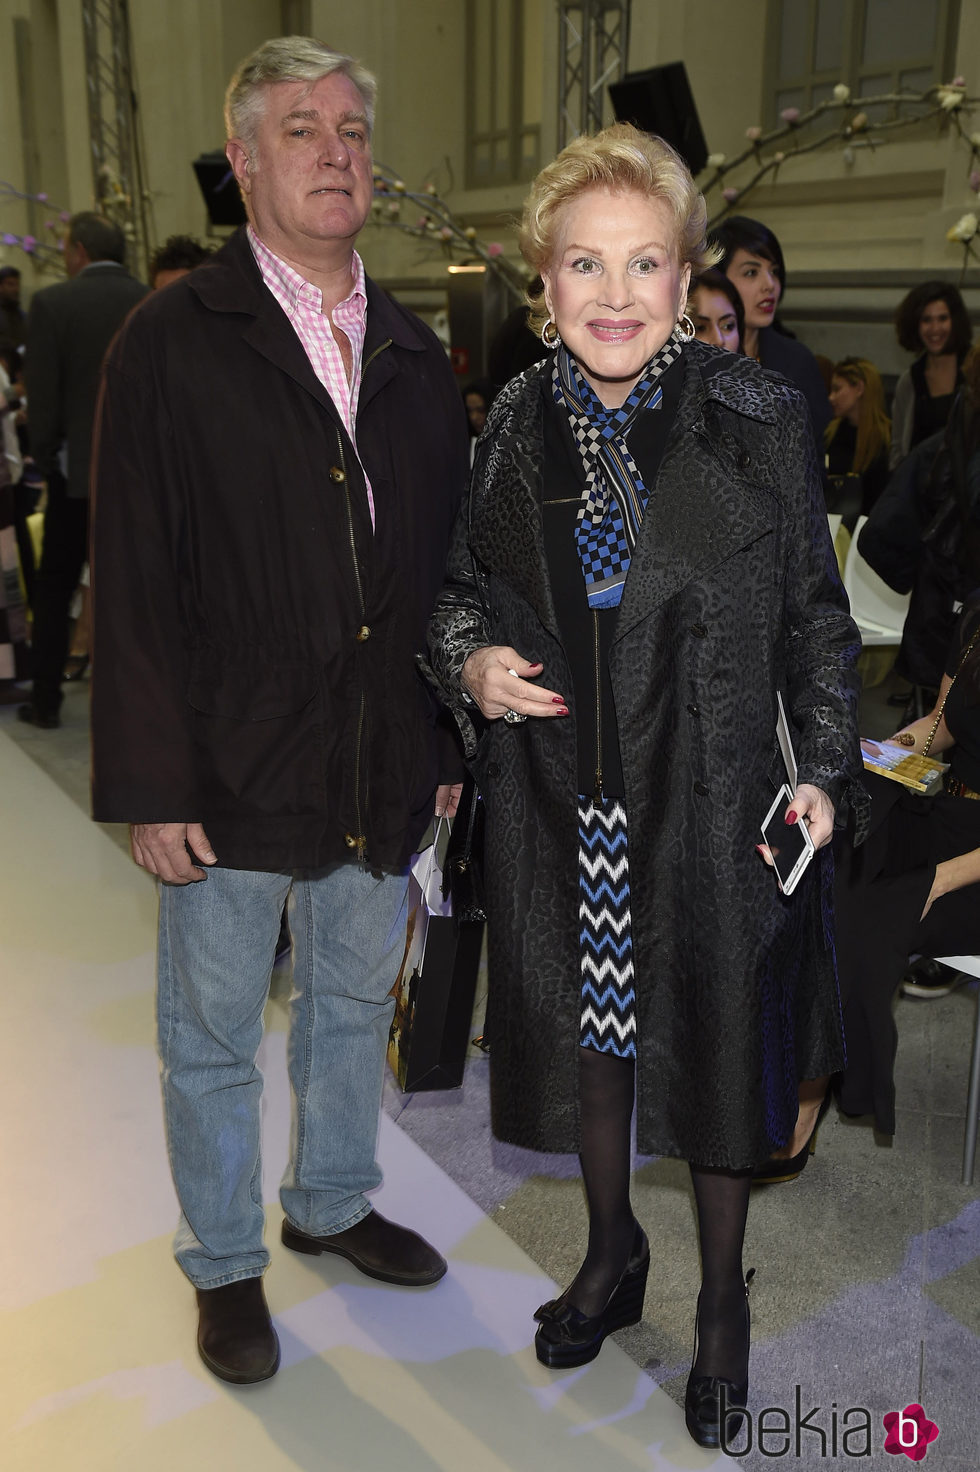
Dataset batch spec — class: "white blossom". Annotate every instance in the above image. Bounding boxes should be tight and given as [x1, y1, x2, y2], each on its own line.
[947, 211, 978, 243]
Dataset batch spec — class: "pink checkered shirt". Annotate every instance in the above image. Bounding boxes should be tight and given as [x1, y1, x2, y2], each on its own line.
[247, 226, 375, 527]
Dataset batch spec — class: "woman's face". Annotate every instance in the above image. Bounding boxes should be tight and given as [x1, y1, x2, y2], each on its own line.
[465, 392, 487, 436]
[724, 246, 781, 332]
[828, 374, 864, 425]
[918, 299, 952, 357]
[542, 186, 691, 407]
[688, 285, 740, 353]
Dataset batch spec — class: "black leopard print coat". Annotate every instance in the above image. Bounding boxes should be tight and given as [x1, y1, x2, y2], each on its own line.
[426, 340, 867, 1168]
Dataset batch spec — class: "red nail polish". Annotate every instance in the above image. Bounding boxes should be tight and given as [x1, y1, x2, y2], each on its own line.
[552, 696, 565, 705]
[556, 707, 569, 717]
[755, 844, 766, 855]
[785, 810, 798, 824]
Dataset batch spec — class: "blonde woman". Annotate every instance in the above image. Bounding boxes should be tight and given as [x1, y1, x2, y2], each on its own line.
[428, 123, 865, 1449]
[826, 356, 892, 516]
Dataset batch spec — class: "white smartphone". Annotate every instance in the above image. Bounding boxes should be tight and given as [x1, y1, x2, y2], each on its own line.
[761, 784, 815, 895]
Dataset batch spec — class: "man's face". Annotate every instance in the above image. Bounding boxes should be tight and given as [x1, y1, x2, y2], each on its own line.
[0, 275, 21, 303]
[228, 71, 374, 258]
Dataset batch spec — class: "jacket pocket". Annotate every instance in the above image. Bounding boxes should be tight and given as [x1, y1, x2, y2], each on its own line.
[186, 659, 322, 814]
[187, 662, 316, 721]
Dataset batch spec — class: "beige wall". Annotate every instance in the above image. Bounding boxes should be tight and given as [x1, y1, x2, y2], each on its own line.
[629, 0, 769, 159]
[2, 0, 978, 321]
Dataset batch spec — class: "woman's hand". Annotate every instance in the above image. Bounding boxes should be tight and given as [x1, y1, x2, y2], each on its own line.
[461, 647, 568, 722]
[785, 783, 835, 850]
[920, 848, 980, 920]
[757, 783, 835, 874]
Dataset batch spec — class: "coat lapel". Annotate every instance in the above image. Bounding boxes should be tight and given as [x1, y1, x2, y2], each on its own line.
[469, 368, 562, 639]
[616, 349, 780, 638]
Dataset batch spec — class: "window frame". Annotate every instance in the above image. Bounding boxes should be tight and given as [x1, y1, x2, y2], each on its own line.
[764, 0, 962, 129]
[464, 0, 541, 190]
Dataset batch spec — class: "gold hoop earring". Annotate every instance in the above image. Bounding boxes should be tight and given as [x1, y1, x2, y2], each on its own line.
[540, 318, 561, 349]
[674, 314, 696, 343]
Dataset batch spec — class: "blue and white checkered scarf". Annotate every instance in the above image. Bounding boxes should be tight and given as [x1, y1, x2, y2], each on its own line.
[552, 333, 683, 608]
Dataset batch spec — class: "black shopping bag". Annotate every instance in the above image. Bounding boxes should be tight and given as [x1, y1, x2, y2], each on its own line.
[387, 806, 485, 1092]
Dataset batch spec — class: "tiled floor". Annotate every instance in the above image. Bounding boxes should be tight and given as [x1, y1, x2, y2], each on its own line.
[2, 665, 978, 1469]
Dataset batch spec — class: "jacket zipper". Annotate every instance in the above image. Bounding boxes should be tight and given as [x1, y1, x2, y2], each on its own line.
[336, 425, 368, 863]
[593, 610, 603, 804]
[362, 337, 392, 375]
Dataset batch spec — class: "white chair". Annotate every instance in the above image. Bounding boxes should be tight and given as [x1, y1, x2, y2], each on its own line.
[827, 513, 842, 543]
[933, 955, 980, 1185]
[843, 514, 911, 647]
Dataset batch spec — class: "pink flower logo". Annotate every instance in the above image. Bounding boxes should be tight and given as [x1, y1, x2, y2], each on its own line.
[883, 1404, 939, 1460]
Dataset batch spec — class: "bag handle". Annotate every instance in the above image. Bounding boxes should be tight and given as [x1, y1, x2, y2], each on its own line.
[922, 624, 980, 755]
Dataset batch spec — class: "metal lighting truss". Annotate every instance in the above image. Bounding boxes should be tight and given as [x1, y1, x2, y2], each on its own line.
[557, 0, 631, 148]
[81, 0, 153, 277]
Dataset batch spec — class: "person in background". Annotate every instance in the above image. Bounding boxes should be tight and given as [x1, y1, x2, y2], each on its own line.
[462, 378, 496, 462]
[90, 36, 467, 1387]
[890, 281, 971, 470]
[835, 596, 980, 1129]
[860, 342, 980, 700]
[462, 378, 495, 437]
[0, 362, 29, 701]
[149, 235, 214, 290]
[427, 123, 864, 1451]
[0, 266, 26, 367]
[18, 213, 147, 729]
[686, 266, 743, 353]
[53, 235, 222, 686]
[710, 214, 831, 463]
[487, 276, 547, 387]
[825, 356, 891, 520]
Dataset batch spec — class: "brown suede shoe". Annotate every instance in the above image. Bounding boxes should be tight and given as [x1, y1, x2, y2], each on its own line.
[196, 1277, 280, 1384]
[281, 1209, 447, 1286]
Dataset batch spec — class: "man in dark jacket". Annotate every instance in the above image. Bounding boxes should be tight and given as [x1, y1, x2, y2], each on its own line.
[19, 213, 147, 727]
[90, 38, 468, 1384]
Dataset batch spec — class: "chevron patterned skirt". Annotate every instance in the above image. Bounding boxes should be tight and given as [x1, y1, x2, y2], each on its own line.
[577, 795, 636, 1059]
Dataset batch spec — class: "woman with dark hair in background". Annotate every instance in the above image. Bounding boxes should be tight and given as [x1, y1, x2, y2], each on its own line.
[687, 266, 743, 353]
[710, 214, 830, 461]
[890, 281, 972, 470]
[461, 379, 497, 463]
[835, 595, 980, 1133]
[825, 357, 892, 520]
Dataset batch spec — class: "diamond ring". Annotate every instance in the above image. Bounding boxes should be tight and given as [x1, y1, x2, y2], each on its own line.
[503, 708, 526, 725]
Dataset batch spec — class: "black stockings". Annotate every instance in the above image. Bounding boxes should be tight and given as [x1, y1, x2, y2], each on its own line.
[567, 1048, 753, 1384]
[689, 1165, 753, 1383]
[565, 1046, 637, 1317]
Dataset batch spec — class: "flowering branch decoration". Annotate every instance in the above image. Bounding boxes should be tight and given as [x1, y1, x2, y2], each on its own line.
[702, 77, 980, 277]
[2, 169, 140, 277]
[369, 162, 527, 301]
[0, 182, 71, 272]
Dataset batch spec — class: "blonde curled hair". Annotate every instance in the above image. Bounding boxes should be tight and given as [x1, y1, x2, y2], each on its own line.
[519, 123, 720, 337]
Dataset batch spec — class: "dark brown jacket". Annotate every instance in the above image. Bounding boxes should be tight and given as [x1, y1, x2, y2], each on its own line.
[91, 228, 468, 870]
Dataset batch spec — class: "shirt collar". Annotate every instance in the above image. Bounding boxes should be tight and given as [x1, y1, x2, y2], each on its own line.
[247, 225, 366, 318]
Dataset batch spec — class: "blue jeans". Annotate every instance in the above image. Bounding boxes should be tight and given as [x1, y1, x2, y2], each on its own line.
[157, 862, 409, 1288]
